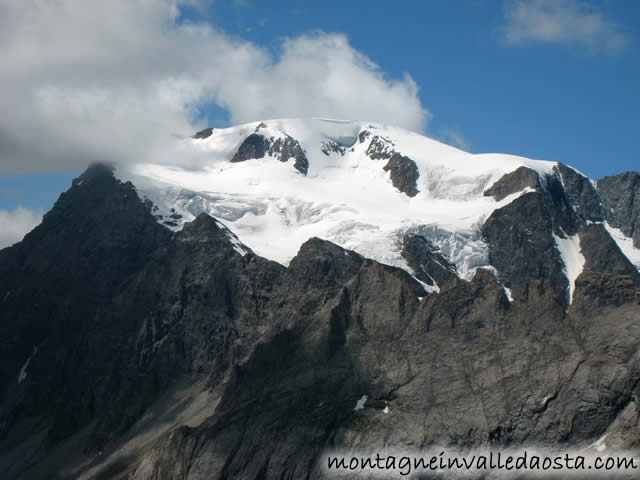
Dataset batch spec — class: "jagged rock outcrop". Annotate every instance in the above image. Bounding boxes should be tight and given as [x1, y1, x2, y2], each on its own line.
[579, 223, 640, 280]
[555, 163, 604, 222]
[0, 166, 283, 478]
[231, 133, 309, 174]
[230, 133, 269, 163]
[364, 134, 394, 160]
[483, 166, 541, 201]
[320, 139, 345, 156]
[572, 223, 640, 307]
[382, 153, 419, 197]
[597, 171, 640, 248]
[482, 166, 639, 307]
[0, 164, 172, 446]
[269, 136, 308, 174]
[481, 191, 570, 302]
[401, 234, 457, 287]
[361, 132, 420, 197]
[131, 252, 640, 480]
[192, 127, 213, 140]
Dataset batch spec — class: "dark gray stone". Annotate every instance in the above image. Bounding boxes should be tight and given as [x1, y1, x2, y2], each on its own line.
[482, 191, 568, 301]
[362, 134, 419, 197]
[580, 223, 640, 280]
[320, 140, 345, 156]
[192, 128, 213, 140]
[365, 135, 394, 160]
[483, 166, 541, 201]
[230, 133, 269, 163]
[555, 163, 604, 222]
[268, 136, 308, 175]
[597, 171, 640, 248]
[382, 153, 419, 197]
[231, 133, 309, 175]
[401, 234, 456, 288]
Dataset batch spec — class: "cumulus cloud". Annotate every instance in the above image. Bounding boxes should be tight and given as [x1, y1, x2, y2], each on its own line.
[502, 0, 628, 52]
[0, 206, 43, 249]
[0, 0, 428, 174]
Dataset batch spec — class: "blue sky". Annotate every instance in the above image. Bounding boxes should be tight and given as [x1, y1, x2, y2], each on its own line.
[204, 0, 639, 178]
[0, 0, 638, 244]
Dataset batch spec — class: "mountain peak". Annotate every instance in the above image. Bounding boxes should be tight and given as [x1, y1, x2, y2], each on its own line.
[114, 118, 639, 303]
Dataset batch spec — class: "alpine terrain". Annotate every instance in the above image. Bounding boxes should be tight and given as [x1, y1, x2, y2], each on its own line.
[1, 118, 639, 479]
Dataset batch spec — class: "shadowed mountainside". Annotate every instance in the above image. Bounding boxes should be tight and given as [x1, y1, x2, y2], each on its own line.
[0, 164, 639, 479]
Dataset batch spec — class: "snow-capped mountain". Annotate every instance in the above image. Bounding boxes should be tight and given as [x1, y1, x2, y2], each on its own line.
[2, 133, 639, 479]
[117, 117, 640, 298]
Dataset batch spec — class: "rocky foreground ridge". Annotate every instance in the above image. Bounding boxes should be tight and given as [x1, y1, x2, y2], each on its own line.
[0, 158, 639, 479]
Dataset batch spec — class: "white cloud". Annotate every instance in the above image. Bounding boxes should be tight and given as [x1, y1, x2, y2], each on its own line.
[0, 206, 43, 249]
[502, 0, 628, 52]
[0, 0, 429, 173]
[439, 128, 471, 152]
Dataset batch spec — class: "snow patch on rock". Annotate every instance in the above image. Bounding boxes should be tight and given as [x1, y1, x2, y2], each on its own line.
[354, 395, 368, 411]
[604, 222, 640, 271]
[553, 231, 585, 303]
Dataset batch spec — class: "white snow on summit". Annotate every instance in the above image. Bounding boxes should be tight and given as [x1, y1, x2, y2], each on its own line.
[114, 117, 640, 290]
[117, 118, 561, 284]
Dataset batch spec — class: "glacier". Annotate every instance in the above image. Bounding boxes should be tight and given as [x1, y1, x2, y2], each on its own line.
[115, 118, 639, 286]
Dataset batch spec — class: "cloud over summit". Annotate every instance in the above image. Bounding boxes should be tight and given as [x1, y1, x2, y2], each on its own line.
[0, 0, 428, 173]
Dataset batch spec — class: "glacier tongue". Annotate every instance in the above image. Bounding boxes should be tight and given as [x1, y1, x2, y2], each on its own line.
[116, 118, 563, 283]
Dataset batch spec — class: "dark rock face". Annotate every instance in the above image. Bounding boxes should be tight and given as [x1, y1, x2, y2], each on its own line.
[574, 223, 640, 306]
[230, 133, 269, 163]
[482, 191, 569, 302]
[481, 166, 613, 305]
[365, 134, 394, 160]
[268, 136, 308, 175]
[382, 153, 419, 197]
[192, 127, 213, 140]
[574, 272, 640, 306]
[1, 165, 640, 480]
[0, 166, 282, 477]
[555, 163, 604, 222]
[320, 139, 345, 156]
[0, 164, 172, 458]
[483, 166, 541, 201]
[579, 223, 640, 280]
[231, 133, 309, 175]
[132, 262, 640, 480]
[401, 234, 456, 287]
[362, 134, 420, 197]
[597, 171, 640, 248]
